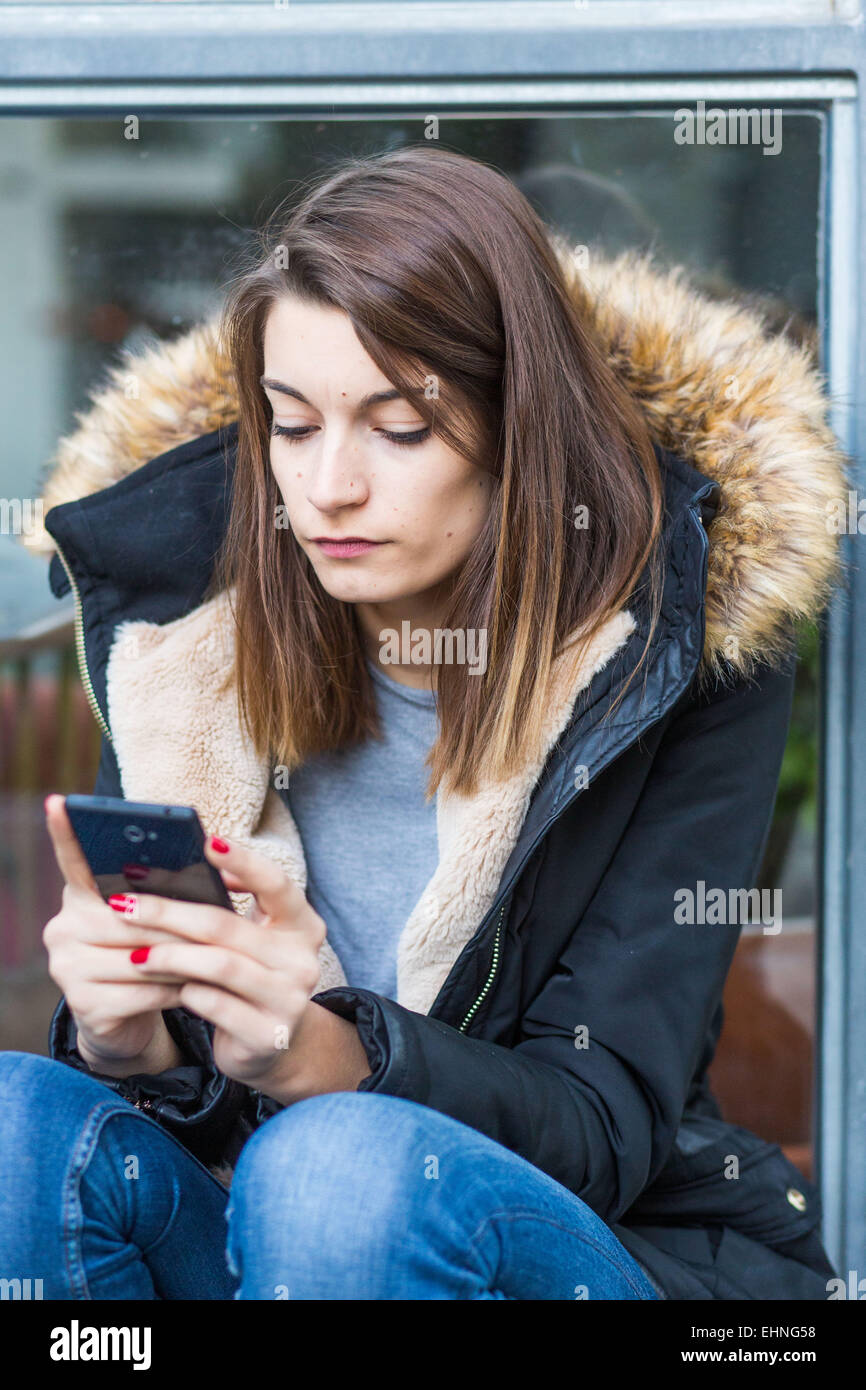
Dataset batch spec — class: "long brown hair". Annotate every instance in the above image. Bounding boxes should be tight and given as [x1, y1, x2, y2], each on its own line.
[213, 145, 665, 798]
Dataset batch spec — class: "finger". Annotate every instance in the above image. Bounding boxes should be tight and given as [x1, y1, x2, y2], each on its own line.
[132, 942, 261, 993]
[59, 942, 205, 988]
[107, 891, 253, 945]
[109, 890, 283, 965]
[69, 982, 186, 1020]
[203, 836, 308, 930]
[44, 890, 210, 951]
[176, 981, 283, 1060]
[131, 940, 315, 1016]
[45, 794, 100, 894]
[209, 866, 248, 892]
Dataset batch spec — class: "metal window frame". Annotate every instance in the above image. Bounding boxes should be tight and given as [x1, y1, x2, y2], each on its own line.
[1, 1, 863, 1278]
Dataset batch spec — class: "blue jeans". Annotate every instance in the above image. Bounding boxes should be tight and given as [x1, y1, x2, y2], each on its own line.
[0, 1050, 659, 1300]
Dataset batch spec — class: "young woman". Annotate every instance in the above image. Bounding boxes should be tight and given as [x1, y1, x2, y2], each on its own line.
[1, 146, 848, 1300]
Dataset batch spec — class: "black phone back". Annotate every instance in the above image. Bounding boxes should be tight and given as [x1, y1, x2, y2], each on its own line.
[65, 795, 234, 910]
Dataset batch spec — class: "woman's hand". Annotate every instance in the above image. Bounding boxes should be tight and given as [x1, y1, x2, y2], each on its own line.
[117, 836, 328, 1095]
[43, 795, 188, 1069]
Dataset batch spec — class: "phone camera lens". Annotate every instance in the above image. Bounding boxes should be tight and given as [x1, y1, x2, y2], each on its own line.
[123, 825, 145, 843]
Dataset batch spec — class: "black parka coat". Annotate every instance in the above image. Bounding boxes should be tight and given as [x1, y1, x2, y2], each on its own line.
[27, 248, 848, 1300]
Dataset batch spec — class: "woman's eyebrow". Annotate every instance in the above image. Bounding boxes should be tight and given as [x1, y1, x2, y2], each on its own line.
[259, 377, 404, 411]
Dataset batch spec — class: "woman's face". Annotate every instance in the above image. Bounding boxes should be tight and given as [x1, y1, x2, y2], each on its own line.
[261, 294, 494, 614]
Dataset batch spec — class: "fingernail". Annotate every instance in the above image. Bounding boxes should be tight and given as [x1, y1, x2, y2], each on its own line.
[109, 893, 138, 916]
[130, 948, 150, 965]
[210, 836, 230, 854]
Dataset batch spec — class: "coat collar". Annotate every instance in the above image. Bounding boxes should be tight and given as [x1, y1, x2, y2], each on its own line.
[28, 245, 850, 1013]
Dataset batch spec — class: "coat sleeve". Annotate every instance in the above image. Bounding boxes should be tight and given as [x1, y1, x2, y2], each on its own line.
[47, 733, 255, 1167]
[313, 652, 798, 1225]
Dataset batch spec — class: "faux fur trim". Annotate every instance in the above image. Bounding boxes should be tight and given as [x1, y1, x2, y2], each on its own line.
[25, 245, 851, 682]
[105, 589, 637, 1014]
[563, 248, 851, 681]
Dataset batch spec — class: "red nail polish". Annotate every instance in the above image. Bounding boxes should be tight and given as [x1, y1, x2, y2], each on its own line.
[109, 894, 138, 918]
[130, 948, 150, 965]
[210, 836, 230, 854]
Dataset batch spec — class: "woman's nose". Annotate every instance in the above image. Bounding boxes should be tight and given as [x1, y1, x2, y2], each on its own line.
[307, 441, 369, 511]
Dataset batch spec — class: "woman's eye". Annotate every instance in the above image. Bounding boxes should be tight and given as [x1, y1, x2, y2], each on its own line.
[270, 423, 431, 447]
[271, 424, 316, 441]
[376, 426, 431, 447]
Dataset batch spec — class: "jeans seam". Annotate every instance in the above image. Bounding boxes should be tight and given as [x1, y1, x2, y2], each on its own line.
[62, 1100, 119, 1299]
[465, 1206, 656, 1299]
[59, 1095, 223, 1298]
[138, 1175, 183, 1260]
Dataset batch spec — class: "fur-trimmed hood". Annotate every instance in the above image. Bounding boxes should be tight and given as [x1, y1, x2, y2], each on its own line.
[26, 245, 850, 679]
[27, 246, 851, 1015]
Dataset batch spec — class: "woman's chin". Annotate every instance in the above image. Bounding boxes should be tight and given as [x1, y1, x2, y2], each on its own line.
[310, 573, 406, 607]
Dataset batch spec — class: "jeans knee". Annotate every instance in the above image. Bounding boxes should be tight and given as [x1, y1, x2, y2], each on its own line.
[230, 1092, 433, 1225]
[0, 1051, 124, 1156]
[235, 1090, 427, 1171]
[0, 1049, 45, 1078]
[0, 1053, 69, 1173]
[0, 1050, 61, 1119]
[226, 1094, 442, 1291]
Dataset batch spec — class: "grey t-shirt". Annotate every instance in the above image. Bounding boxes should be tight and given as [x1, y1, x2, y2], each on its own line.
[279, 659, 439, 1000]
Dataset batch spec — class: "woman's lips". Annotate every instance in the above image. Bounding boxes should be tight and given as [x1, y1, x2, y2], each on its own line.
[313, 538, 386, 558]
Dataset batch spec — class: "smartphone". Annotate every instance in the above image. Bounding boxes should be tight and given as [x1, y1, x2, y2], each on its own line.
[64, 794, 235, 911]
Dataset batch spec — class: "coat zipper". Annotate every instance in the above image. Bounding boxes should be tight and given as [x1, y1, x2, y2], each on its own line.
[457, 902, 506, 1033]
[53, 540, 114, 745]
[448, 651, 687, 1036]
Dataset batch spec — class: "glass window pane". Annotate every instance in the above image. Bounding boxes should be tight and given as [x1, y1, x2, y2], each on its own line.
[0, 115, 823, 1181]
